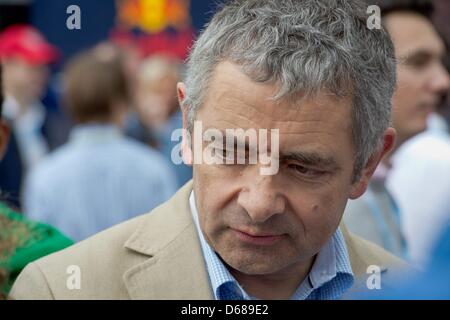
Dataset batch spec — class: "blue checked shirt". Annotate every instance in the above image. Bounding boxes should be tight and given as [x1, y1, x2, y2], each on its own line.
[190, 192, 354, 300]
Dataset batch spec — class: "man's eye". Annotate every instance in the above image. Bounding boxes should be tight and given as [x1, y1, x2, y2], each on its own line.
[287, 164, 323, 178]
[404, 55, 431, 69]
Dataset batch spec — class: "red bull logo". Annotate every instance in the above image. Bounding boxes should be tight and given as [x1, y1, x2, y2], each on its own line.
[116, 0, 191, 33]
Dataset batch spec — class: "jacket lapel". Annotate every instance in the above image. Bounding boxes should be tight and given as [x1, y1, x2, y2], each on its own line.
[122, 181, 214, 300]
[341, 223, 389, 278]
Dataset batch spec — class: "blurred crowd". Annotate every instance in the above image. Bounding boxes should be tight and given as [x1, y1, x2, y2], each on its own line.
[1, 0, 450, 299]
[0, 20, 192, 295]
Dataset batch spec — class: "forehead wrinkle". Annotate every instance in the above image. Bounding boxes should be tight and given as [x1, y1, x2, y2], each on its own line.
[271, 116, 352, 137]
[219, 94, 283, 123]
[216, 98, 344, 131]
[207, 62, 276, 106]
[208, 107, 261, 130]
[208, 103, 352, 142]
[206, 63, 354, 130]
[278, 131, 348, 137]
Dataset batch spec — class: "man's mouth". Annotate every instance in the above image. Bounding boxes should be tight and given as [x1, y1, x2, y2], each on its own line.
[232, 228, 285, 246]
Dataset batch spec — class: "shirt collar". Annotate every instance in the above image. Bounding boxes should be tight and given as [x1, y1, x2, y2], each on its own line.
[189, 191, 354, 300]
[69, 124, 122, 145]
[372, 161, 390, 183]
[2, 95, 46, 131]
[2, 96, 19, 120]
[189, 191, 247, 300]
[427, 112, 450, 135]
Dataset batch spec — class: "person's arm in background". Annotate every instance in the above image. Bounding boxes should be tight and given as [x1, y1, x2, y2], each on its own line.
[0, 201, 73, 297]
[23, 166, 55, 228]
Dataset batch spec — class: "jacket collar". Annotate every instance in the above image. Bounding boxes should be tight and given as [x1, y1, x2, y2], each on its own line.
[123, 181, 213, 299]
[122, 180, 390, 299]
[340, 223, 389, 277]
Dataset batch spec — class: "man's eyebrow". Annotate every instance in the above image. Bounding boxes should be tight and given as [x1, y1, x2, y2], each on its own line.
[400, 49, 444, 65]
[280, 151, 340, 170]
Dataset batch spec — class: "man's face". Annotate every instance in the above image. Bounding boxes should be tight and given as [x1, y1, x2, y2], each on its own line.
[186, 61, 360, 276]
[386, 12, 450, 145]
[3, 58, 49, 103]
[135, 73, 179, 127]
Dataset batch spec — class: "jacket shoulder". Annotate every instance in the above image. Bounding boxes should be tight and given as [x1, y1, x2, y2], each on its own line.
[9, 213, 150, 300]
[11, 182, 195, 300]
[343, 226, 411, 289]
[349, 231, 406, 268]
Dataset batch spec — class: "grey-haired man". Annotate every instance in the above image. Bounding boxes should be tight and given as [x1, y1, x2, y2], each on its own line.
[11, 0, 407, 300]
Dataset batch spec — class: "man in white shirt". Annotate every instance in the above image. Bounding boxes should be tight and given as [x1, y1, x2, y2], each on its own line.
[345, 0, 450, 263]
[387, 104, 450, 266]
[383, 0, 450, 266]
[24, 44, 177, 241]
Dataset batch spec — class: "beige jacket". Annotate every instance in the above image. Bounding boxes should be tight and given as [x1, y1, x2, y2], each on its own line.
[10, 181, 407, 300]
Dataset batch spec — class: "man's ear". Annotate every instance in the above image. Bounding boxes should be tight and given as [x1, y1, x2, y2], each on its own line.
[177, 82, 193, 166]
[349, 127, 396, 199]
[0, 120, 10, 160]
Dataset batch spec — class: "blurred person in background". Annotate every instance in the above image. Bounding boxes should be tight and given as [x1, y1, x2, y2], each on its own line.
[348, 217, 450, 299]
[23, 44, 177, 242]
[344, 0, 450, 262]
[0, 65, 73, 299]
[383, 0, 450, 266]
[0, 24, 66, 209]
[387, 79, 450, 265]
[126, 54, 192, 187]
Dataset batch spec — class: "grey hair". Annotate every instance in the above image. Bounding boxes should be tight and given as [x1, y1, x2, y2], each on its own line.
[182, 0, 396, 180]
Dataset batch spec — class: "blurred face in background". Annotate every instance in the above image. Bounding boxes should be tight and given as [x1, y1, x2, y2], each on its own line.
[136, 73, 178, 127]
[385, 11, 450, 147]
[64, 44, 130, 126]
[135, 57, 180, 129]
[2, 57, 49, 107]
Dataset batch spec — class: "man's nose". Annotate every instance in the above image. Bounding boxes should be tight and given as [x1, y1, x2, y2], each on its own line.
[428, 62, 450, 95]
[237, 175, 286, 224]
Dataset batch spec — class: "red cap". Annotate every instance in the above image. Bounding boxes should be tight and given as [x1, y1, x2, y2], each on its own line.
[0, 24, 60, 65]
